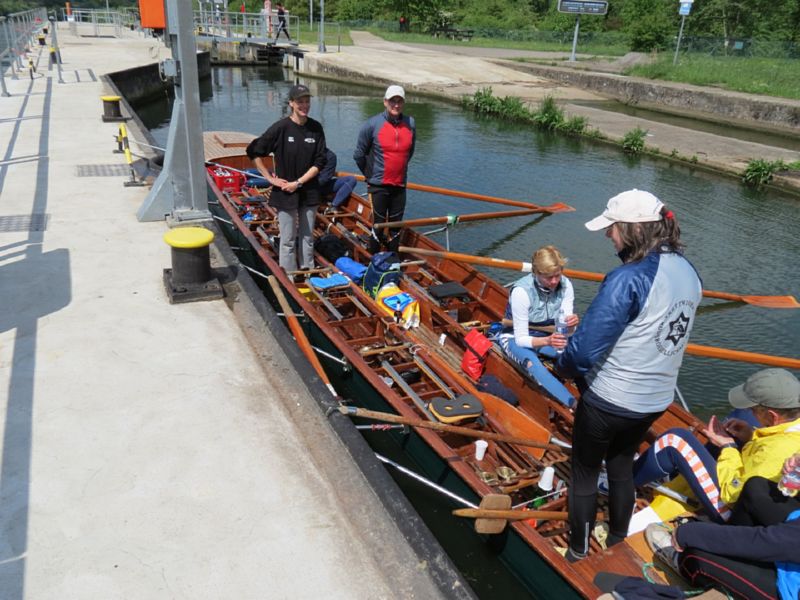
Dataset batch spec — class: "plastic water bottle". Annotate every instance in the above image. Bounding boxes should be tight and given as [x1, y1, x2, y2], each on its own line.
[554, 308, 568, 354]
[778, 465, 800, 497]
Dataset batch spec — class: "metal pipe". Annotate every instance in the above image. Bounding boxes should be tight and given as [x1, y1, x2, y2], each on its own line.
[375, 452, 478, 509]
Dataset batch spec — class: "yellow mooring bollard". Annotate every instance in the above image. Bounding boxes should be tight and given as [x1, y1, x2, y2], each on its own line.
[100, 94, 127, 122]
[117, 123, 146, 188]
[162, 227, 223, 304]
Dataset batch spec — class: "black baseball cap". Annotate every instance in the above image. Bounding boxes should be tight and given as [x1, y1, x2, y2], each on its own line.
[288, 84, 312, 101]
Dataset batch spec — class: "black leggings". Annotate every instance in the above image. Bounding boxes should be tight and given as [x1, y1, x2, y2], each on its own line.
[368, 185, 406, 253]
[679, 548, 778, 599]
[569, 400, 662, 554]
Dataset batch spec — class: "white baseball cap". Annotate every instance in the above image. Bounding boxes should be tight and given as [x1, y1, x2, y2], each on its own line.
[585, 189, 665, 231]
[384, 85, 406, 100]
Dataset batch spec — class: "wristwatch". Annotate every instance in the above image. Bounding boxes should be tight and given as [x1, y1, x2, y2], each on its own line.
[295, 180, 303, 188]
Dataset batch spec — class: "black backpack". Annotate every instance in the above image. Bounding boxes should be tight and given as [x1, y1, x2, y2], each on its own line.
[314, 234, 348, 263]
[363, 251, 401, 298]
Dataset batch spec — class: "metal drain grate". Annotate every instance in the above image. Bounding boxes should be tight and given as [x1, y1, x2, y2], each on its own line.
[0, 214, 49, 233]
[76, 164, 129, 177]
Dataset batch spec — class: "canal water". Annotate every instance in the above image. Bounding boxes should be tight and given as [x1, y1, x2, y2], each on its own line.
[138, 65, 799, 597]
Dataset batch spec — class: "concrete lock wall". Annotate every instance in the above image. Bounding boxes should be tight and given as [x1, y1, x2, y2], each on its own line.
[108, 51, 211, 105]
[505, 62, 800, 135]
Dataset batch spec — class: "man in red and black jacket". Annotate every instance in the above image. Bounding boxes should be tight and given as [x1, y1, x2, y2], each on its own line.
[353, 84, 416, 253]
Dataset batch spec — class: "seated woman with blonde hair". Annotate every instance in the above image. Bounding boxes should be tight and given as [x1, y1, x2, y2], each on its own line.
[498, 245, 578, 408]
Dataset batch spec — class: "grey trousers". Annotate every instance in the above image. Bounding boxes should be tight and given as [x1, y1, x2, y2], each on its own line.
[277, 205, 316, 271]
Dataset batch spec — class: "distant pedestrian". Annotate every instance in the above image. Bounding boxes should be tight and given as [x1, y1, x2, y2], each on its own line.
[399, 15, 408, 32]
[353, 85, 416, 253]
[274, 2, 290, 42]
[246, 84, 326, 272]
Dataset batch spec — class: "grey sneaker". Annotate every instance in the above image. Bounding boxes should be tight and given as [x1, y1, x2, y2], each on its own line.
[644, 523, 680, 574]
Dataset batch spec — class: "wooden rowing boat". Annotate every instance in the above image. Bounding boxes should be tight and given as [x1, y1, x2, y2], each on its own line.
[203, 131, 707, 598]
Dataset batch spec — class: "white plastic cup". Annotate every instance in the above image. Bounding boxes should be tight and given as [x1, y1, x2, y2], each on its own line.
[538, 466, 555, 492]
[474, 440, 488, 461]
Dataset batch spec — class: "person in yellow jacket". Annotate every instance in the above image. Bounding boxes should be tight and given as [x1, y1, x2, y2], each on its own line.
[633, 368, 800, 523]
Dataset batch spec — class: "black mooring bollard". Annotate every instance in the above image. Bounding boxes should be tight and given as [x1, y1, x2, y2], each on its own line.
[162, 227, 223, 304]
[100, 95, 127, 122]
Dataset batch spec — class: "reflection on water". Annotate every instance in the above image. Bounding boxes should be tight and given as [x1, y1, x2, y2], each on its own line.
[138, 64, 800, 420]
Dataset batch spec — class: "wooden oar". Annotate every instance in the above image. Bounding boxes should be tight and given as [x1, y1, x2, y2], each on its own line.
[338, 405, 568, 453]
[400, 246, 800, 368]
[453, 494, 603, 533]
[337, 171, 574, 213]
[400, 246, 799, 310]
[266, 276, 338, 396]
[373, 208, 554, 230]
[686, 343, 800, 369]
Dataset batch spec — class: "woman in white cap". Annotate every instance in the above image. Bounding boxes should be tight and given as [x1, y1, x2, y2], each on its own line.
[353, 84, 416, 253]
[247, 84, 326, 272]
[555, 189, 703, 561]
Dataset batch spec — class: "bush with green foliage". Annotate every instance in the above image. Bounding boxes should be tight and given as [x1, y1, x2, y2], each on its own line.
[621, 127, 647, 153]
[464, 89, 587, 136]
[741, 159, 787, 186]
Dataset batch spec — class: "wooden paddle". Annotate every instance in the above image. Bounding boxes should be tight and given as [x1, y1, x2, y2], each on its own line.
[400, 246, 799, 309]
[338, 405, 568, 453]
[266, 276, 338, 397]
[337, 171, 574, 213]
[373, 208, 556, 230]
[453, 494, 604, 534]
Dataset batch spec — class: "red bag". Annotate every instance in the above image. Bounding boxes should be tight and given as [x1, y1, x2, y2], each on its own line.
[461, 328, 493, 382]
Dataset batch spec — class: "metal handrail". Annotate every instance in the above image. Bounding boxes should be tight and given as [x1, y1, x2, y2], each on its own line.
[1, 7, 48, 95]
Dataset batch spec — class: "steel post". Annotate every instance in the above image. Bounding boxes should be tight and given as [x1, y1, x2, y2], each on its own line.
[317, 0, 325, 52]
[49, 17, 63, 83]
[673, 15, 686, 65]
[569, 14, 580, 62]
[138, 0, 210, 221]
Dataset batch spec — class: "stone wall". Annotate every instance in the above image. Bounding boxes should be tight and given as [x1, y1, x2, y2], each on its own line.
[502, 62, 800, 135]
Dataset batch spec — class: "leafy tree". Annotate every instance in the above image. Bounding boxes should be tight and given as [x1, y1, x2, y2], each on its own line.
[621, 0, 675, 50]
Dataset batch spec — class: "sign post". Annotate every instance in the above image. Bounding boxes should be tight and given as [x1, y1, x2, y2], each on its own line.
[557, 0, 608, 62]
[673, 0, 693, 65]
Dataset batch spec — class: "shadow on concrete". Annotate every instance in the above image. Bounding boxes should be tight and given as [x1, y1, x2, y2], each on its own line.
[0, 248, 71, 598]
[0, 249, 72, 334]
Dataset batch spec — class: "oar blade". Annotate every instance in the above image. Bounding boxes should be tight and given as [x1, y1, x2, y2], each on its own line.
[475, 494, 512, 534]
[740, 295, 800, 309]
[544, 202, 576, 213]
[479, 392, 551, 460]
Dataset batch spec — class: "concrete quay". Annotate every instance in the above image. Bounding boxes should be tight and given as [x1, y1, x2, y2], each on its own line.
[0, 25, 467, 600]
[302, 32, 800, 193]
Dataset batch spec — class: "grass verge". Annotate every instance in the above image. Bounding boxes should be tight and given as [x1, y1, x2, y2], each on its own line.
[626, 55, 800, 100]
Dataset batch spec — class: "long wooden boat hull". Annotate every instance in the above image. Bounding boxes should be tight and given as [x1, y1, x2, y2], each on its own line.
[203, 131, 705, 599]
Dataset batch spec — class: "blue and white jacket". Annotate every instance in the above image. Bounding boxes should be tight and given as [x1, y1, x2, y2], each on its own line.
[556, 248, 702, 414]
